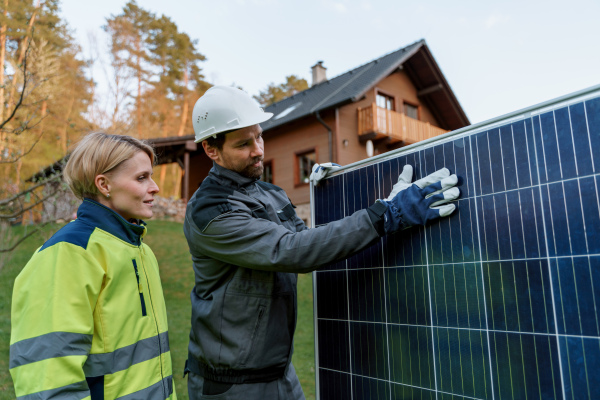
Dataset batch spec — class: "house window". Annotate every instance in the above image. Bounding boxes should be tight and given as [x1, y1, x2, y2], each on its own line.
[376, 92, 395, 134]
[261, 160, 273, 184]
[376, 93, 395, 110]
[296, 149, 316, 185]
[404, 102, 419, 119]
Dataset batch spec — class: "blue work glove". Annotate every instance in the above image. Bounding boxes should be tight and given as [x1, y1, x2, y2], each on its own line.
[309, 162, 342, 185]
[381, 165, 459, 234]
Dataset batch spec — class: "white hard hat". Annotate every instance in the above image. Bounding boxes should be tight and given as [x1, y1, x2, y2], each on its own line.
[192, 86, 273, 143]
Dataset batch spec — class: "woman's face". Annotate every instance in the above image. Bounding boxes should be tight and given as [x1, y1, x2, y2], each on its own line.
[101, 151, 159, 221]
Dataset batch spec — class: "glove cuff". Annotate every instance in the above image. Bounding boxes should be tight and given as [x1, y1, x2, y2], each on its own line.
[382, 201, 411, 235]
[367, 200, 388, 236]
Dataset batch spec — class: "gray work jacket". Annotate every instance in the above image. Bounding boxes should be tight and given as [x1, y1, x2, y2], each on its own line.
[183, 163, 383, 384]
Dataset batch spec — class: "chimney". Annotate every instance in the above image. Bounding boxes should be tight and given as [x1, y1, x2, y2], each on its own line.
[311, 61, 327, 86]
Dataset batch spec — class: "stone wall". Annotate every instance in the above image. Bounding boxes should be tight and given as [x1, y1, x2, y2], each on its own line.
[150, 196, 187, 222]
[42, 181, 79, 223]
[41, 180, 186, 223]
[295, 203, 312, 228]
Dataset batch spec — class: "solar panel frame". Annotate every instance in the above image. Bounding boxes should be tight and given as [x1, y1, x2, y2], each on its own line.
[310, 84, 600, 400]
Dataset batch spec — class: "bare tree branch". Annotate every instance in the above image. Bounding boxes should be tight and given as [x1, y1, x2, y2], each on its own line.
[0, 227, 39, 253]
[0, 117, 47, 163]
[2, 198, 50, 219]
[0, 218, 62, 253]
[0, 41, 31, 130]
[0, 173, 62, 206]
[0, 187, 62, 220]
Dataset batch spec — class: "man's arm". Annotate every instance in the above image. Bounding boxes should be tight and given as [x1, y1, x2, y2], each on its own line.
[185, 205, 382, 273]
[185, 164, 459, 274]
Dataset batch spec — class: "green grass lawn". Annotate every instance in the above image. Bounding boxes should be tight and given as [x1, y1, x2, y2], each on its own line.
[0, 220, 316, 399]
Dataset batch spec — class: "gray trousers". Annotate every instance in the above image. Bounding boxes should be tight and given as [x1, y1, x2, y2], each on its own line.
[187, 363, 306, 400]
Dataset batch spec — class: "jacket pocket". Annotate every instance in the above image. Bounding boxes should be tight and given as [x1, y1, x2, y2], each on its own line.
[276, 203, 296, 222]
[132, 259, 147, 316]
[251, 206, 270, 220]
[240, 305, 266, 366]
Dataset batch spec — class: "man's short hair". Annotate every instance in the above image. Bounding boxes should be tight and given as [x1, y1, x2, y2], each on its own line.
[203, 127, 242, 151]
[203, 133, 227, 151]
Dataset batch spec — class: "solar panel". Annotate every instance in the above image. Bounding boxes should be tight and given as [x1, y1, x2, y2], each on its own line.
[311, 85, 600, 400]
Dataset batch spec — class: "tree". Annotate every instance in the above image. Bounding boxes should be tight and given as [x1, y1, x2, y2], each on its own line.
[254, 75, 308, 107]
[145, 13, 209, 195]
[105, 3, 209, 196]
[104, 0, 155, 138]
[0, 0, 92, 267]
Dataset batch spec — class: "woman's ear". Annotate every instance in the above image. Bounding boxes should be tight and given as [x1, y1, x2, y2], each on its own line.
[202, 141, 220, 161]
[95, 174, 111, 198]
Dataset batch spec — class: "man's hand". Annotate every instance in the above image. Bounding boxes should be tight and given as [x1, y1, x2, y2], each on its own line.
[381, 165, 460, 234]
[309, 163, 342, 185]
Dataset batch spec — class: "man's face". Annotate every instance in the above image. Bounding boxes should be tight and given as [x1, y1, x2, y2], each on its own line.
[208, 124, 265, 179]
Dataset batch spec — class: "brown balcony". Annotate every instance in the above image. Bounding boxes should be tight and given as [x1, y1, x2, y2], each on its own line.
[357, 103, 448, 145]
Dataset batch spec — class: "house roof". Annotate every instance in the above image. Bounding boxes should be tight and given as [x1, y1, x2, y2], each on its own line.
[261, 39, 469, 132]
[28, 136, 197, 181]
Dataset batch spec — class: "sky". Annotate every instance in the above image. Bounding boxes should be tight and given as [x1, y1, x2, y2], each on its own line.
[59, 0, 600, 125]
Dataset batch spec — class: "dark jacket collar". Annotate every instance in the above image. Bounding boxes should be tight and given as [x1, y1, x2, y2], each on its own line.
[78, 199, 147, 246]
[209, 162, 257, 189]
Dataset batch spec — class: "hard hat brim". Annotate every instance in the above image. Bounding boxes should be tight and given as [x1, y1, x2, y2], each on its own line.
[194, 112, 273, 143]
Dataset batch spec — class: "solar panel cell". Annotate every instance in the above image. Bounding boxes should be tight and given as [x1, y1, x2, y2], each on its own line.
[474, 131, 494, 196]
[500, 125, 519, 191]
[513, 121, 534, 188]
[318, 369, 351, 400]
[570, 103, 594, 176]
[558, 335, 598, 399]
[315, 271, 348, 320]
[352, 374, 391, 399]
[539, 111, 563, 183]
[317, 319, 351, 372]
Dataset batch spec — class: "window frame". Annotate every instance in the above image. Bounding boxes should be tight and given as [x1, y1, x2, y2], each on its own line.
[295, 148, 318, 187]
[375, 90, 396, 111]
[261, 159, 274, 184]
[403, 101, 420, 120]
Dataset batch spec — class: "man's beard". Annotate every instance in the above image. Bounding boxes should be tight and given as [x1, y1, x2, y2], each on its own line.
[239, 158, 263, 179]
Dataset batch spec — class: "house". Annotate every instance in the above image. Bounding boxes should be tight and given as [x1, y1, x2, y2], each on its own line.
[255, 39, 469, 223]
[32, 39, 469, 226]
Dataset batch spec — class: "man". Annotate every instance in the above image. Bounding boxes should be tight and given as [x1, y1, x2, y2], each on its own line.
[183, 86, 459, 399]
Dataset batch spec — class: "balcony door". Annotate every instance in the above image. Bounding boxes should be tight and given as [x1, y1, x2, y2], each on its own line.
[376, 93, 395, 134]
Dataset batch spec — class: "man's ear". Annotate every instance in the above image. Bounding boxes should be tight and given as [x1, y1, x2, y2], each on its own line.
[202, 140, 219, 161]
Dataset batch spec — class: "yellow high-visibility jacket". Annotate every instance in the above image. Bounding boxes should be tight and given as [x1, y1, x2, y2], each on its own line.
[10, 199, 176, 400]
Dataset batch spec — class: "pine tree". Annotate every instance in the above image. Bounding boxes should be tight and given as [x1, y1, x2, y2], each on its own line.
[254, 75, 309, 107]
[104, 0, 155, 138]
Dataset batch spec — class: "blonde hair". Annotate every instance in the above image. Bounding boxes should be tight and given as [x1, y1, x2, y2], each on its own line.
[64, 131, 156, 200]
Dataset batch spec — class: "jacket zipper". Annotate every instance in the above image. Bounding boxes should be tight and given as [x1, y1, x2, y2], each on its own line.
[132, 259, 147, 316]
[139, 247, 168, 398]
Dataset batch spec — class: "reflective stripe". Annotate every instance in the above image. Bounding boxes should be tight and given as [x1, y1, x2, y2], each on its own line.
[83, 332, 170, 377]
[9, 332, 93, 369]
[17, 380, 89, 400]
[116, 375, 173, 400]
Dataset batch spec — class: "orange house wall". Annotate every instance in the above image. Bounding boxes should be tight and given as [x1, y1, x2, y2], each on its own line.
[337, 69, 442, 165]
[263, 116, 334, 206]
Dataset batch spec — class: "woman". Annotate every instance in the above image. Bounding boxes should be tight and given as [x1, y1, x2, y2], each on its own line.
[9, 132, 177, 399]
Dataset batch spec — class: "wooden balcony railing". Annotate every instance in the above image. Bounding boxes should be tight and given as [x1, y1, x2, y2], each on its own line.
[357, 103, 448, 145]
